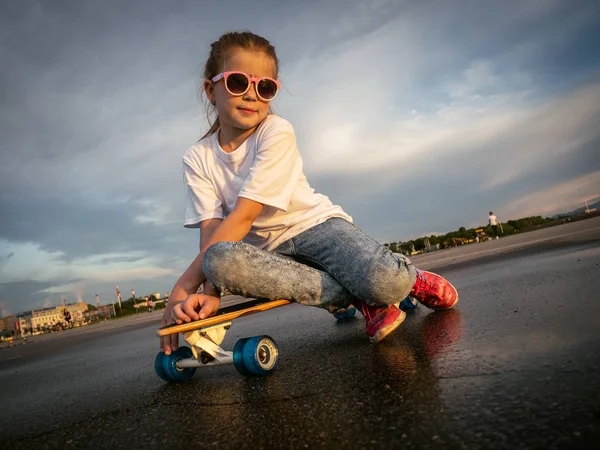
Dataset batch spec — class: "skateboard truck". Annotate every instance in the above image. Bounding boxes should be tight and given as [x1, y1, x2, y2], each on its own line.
[178, 322, 233, 368]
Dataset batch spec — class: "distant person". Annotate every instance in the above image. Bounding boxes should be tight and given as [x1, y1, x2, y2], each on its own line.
[489, 211, 500, 239]
[63, 308, 72, 328]
[160, 31, 459, 355]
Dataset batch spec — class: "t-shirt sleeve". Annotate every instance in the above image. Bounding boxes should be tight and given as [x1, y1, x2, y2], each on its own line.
[238, 118, 302, 211]
[183, 156, 224, 228]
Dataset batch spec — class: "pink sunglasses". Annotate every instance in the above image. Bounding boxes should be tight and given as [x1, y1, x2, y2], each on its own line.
[211, 71, 280, 102]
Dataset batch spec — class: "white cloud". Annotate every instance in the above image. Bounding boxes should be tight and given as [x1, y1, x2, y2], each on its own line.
[42, 298, 54, 308]
[283, 39, 600, 194]
[0, 302, 13, 317]
[0, 240, 176, 286]
[447, 60, 534, 100]
[0, 241, 65, 283]
[479, 82, 600, 190]
[502, 171, 600, 218]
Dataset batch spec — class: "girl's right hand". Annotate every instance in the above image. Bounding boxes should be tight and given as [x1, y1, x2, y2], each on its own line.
[160, 299, 185, 355]
[171, 293, 221, 324]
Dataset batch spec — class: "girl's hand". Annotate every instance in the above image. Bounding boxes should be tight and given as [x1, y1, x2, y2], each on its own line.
[171, 294, 221, 324]
[160, 298, 185, 355]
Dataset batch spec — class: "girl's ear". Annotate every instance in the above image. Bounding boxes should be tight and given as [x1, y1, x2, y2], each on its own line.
[203, 79, 215, 105]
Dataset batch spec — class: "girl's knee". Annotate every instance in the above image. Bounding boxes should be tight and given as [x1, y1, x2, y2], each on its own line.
[360, 265, 414, 306]
[202, 241, 237, 284]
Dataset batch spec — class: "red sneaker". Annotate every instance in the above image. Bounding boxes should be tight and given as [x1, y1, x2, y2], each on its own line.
[410, 269, 458, 310]
[354, 299, 406, 343]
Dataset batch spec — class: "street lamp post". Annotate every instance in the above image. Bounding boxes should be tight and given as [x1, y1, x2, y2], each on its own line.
[115, 286, 122, 313]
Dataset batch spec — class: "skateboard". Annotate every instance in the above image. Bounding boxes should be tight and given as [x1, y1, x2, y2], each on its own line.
[155, 298, 290, 382]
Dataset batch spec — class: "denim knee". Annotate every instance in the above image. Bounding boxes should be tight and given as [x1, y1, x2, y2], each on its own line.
[356, 257, 415, 306]
[202, 241, 238, 288]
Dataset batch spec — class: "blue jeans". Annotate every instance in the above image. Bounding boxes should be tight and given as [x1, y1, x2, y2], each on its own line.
[202, 217, 417, 314]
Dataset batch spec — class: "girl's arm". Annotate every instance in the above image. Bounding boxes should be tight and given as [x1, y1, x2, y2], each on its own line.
[174, 197, 264, 315]
[202, 197, 264, 250]
[199, 219, 222, 297]
[161, 198, 264, 353]
[172, 198, 264, 297]
[171, 218, 222, 300]
[160, 219, 220, 355]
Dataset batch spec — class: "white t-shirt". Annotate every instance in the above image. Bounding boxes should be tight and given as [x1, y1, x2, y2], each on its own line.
[489, 214, 498, 226]
[183, 114, 352, 251]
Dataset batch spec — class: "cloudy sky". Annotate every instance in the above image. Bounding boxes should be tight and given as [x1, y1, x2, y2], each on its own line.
[1, 0, 599, 315]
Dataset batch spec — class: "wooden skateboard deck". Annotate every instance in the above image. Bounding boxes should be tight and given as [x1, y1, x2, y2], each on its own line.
[157, 298, 291, 337]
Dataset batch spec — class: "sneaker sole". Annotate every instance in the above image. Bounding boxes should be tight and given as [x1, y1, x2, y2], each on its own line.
[431, 293, 459, 310]
[369, 310, 406, 344]
[433, 281, 459, 310]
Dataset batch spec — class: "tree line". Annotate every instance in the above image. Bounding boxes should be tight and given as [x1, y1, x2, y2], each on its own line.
[383, 215, 556, 254]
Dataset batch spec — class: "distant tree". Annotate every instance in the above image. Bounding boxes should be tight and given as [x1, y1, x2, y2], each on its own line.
[400, 241, 413, 254]
[507, 219, 519, 230]
[378, 212, 565, 255]
[413, 239, 425, 251]
[502, 223, 515, 235]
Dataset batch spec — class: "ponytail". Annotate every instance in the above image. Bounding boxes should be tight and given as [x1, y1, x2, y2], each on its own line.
[200, 117, 220, 141]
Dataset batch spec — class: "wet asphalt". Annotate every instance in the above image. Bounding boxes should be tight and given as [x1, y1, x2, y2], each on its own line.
[2, 218, 599, 449]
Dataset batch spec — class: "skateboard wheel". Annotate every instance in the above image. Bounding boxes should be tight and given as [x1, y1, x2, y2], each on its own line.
[399, 297, 418, 311]
[233, 338, 251, 376]
[233, 336, 279, 376]
[155, 346, 196, 382]
[334, 307, 357, 320]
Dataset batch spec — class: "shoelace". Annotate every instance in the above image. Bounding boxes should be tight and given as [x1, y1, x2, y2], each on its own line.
[412, 272, 438, 299]
[359, 303, 374, 321]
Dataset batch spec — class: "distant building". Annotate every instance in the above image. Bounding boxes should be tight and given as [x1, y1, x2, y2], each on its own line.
[18, 302, 88, 336]
[0, 315, 18, 333]
[84, 304, 114, 320]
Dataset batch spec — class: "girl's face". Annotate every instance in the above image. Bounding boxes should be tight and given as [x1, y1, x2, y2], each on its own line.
[205, 48, 277, 136]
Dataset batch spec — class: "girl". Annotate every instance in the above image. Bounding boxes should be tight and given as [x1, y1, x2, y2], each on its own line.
[160, 31, 458, 354]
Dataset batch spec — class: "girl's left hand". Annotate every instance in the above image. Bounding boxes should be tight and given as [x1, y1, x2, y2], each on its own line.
[171, 293, 221, 324]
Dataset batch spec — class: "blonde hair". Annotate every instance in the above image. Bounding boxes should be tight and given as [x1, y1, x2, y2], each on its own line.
[200, 31, 279, 140]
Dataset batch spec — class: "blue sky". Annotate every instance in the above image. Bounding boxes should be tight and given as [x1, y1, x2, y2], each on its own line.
[1, 0, 599, 315]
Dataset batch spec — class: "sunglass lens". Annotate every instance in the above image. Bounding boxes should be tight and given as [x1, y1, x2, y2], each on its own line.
[226, 73, 249, 94]
[258, 79, 278, 100]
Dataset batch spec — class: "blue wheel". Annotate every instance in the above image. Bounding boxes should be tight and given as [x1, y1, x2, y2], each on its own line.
[155, 352, 168, 380]
[399, 296, 418, 311]
[233, 337, 252, 376]
[334, 306, 357, 321]
[155, 346, 196, 382]
[233, 335, 279, 376]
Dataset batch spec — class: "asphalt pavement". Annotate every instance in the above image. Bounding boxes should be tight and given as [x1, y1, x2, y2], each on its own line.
[2, 217, 599, 449]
